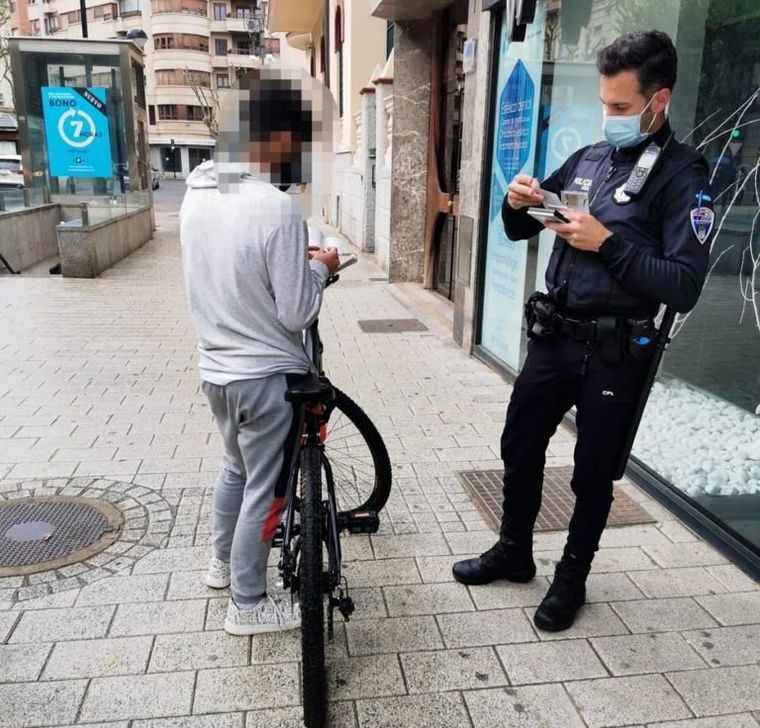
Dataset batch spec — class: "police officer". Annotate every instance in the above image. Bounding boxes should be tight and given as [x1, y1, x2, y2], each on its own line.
[453, 31, 713, 631]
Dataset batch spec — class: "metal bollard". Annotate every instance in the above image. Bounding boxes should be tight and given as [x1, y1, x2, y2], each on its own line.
[80, 201, 89, 227]
[23, 188, 30, 208]
[0, 193, 5, 213]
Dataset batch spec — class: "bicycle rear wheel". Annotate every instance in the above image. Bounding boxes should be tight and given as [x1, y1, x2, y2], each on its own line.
[325, 388, 392, 517]
[298, 445, 326, 728]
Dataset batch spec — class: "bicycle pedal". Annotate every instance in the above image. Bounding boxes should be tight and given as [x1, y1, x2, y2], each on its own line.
[340, 510, 380, 535]
[271, 524, 285, 547]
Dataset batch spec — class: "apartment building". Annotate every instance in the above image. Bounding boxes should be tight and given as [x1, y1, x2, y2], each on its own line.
[8, 0, 286, 176]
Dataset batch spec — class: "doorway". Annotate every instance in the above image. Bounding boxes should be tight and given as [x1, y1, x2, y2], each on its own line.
[424, 1, 468, 302]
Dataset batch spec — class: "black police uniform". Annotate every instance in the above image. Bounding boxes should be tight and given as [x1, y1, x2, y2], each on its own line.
[498, 121, 712, 565]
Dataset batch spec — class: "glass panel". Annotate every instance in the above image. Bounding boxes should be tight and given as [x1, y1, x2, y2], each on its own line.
[18, 50, 134, 196]
[629, 0, 760, 554]
[479, 6, 546, 371]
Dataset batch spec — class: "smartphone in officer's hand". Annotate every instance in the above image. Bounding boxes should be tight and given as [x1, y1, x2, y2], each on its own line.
[527, 208, 571, 224]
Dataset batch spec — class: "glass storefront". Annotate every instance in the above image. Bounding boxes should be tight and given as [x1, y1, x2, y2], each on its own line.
[477, 0, 760, 567]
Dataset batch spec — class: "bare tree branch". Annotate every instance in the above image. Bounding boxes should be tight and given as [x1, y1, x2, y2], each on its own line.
[182, 67, 219, 138]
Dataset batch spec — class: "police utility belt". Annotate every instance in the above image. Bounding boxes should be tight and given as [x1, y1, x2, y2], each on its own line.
[525, 292, 657, 365]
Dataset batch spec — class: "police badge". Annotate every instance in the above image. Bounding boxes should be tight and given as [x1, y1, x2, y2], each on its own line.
[690, 191, 714, 244]
[613, 184, 632, 205]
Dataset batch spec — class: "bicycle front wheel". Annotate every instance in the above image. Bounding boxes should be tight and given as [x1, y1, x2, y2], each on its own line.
[298, 445, 326, 728]
[325, 388, 392, 517]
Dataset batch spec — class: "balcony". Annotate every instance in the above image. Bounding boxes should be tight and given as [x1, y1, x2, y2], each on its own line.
[369, 0, 452, 19]
[267, 0, 319, 32]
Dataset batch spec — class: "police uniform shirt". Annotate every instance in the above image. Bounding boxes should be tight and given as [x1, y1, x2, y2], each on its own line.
[502, 122, 714, 316]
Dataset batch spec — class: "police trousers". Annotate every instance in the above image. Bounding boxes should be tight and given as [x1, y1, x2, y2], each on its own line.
[500, 334, 648, 561]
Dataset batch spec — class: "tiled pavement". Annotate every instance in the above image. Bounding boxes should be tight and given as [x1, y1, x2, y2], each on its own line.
[0, 193, 759, 727]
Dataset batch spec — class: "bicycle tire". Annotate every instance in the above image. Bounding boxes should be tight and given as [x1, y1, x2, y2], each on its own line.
[299, 445, 326, 728]
[326, 388, 392, 517]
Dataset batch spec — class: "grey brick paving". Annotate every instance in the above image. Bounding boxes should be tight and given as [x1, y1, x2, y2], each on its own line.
[109, 600, 207, 636]
[464, 685, 586, 727]
[43, 635, 153, 679]
[666, 665, 760, 716]
[590, 632, 707, 675]
[681, 624, 760, 667]
[193, 664, 300, 713]
[149, 631, 247, 672]
[0, 643, 52, 682]
[497, 639, 608, 684]
[9, 605, 115, 643]
[79, 671, 195, 722]
[565, 674, 692, 726]
[0, 201, 758, 728]
[611, 597, 718, 633]
[355, 692, 470, 728]
[0, 679, 88, 728]
[400, 647, 508, 693]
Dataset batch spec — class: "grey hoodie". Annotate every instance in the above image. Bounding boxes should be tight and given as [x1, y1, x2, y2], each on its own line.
[180, 161, 330, 385]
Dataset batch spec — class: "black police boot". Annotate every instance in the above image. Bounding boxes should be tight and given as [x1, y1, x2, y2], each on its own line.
[533, 547, 592, 632]
[452, 538, 535, 586]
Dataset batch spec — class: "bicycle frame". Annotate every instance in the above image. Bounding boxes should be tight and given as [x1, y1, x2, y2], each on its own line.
[277, 255, 359, 630]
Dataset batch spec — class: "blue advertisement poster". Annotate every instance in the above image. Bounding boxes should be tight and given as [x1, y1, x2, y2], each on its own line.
[41, 87, 113, 178]
[479, 8, 545, 371]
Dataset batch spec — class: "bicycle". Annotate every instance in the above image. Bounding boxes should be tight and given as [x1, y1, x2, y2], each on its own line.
[274, 254, 392, 728]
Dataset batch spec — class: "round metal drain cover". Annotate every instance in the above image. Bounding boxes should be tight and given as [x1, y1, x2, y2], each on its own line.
[0, 496, 124, 577]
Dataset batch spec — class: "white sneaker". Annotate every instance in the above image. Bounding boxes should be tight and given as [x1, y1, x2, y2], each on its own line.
[205, 557, 231, 589]
[224, 596, 301, 636]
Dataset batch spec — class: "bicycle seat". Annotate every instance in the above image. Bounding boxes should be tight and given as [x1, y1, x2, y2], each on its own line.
[285, 374, 334, 405]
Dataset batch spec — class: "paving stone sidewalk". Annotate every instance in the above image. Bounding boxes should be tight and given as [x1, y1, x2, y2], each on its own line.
[0, 196, 758, 728]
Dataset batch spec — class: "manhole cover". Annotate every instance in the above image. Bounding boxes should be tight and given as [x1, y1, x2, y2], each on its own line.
[357, 318, 428, 333]
[457, 467, 655, 533]
[0, 496, 124, 577]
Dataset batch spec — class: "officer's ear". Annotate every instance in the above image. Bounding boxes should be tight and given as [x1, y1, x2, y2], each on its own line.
[650, 88, 671, 116]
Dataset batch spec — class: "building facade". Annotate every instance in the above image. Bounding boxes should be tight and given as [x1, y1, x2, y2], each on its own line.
[372, 0, 760, 575]
[7, 0, 285, 177]
[268, 0, 390, 252]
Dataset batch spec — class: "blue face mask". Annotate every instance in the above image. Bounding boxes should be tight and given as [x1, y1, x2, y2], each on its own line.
[603, 94, 659, 148]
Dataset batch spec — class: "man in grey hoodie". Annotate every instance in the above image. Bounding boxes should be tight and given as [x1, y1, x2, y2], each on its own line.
[180, 72, 339, 635]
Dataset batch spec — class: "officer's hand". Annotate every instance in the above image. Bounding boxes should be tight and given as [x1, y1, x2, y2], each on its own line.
[312, 246, 341, 274]
[507, 174, 544, 210]
[542, 210, 613, 252]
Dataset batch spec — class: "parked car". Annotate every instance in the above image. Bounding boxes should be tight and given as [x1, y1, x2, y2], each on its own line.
[151, 167, 160, 190]
[0, 154, 24, 189]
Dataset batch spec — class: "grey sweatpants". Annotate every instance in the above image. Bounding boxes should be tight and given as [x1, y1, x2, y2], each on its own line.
[202, 375, 299, 605]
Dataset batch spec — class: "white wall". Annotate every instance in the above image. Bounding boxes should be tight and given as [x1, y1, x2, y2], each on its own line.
[331, 150, 363, 248]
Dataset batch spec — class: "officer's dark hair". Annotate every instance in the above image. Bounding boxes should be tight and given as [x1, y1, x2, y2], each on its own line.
[596, 31, 678, 95]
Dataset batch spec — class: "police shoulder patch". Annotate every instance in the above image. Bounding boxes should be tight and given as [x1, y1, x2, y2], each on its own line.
[690, 205, 714, 244]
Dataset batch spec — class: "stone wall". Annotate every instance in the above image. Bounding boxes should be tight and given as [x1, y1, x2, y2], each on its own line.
[0, 204, 61, 272]
[57, 206, 154, 278]
[455, 3, 494, 351]
[387, 20, 433, 283]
